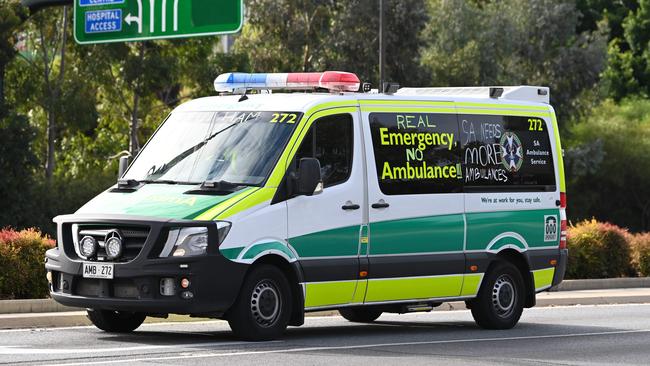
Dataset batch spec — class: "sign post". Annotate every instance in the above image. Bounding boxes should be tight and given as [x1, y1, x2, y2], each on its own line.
[73, 0, 243, 44]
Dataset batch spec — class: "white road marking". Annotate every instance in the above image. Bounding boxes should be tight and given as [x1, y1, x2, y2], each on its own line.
[44, 329, 650, 366]
[0, 340, 281, 355]
[0, 319, 226, 333]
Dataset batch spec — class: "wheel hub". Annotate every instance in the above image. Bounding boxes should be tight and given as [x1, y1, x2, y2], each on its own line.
[492, 274, 516, 318]
[250, 280, 281, 327]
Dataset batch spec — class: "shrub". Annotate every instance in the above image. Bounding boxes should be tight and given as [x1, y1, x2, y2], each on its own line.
[566, 219, 634, 279]
[630, 233, 650, 277]
[0, 228, 55, 299]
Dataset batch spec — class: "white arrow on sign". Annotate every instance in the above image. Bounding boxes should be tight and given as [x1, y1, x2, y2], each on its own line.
[149, 0, 155, 33]
[162, 0, 167, 32]
[162, 0, 180, 32]
[173, 0, 179, 31]
[124, 0, 143, 33]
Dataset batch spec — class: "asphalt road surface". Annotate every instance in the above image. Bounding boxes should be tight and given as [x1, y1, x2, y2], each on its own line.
[1, 304, 649, 366]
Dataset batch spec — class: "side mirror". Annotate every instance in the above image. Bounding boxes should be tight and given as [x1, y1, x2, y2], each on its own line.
[295, 158, 323, 196]
[118, 156, 130, 179]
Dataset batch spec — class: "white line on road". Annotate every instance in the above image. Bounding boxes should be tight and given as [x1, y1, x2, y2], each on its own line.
[0, 319, 226, 333]
[0, 341, 281, 355]
[44, 328, 650, 366]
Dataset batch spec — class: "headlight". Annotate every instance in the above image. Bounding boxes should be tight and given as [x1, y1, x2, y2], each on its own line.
[79, 236, 98, 257]
[105, 236, 123, 259]
[159, 222, 231, 258]
[172, 227, 208, 257]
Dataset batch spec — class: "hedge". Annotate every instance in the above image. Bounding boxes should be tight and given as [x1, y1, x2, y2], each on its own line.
[0, 228, 55, 299]
[566, 219, 635, 279]
[631, 233, 650, 277]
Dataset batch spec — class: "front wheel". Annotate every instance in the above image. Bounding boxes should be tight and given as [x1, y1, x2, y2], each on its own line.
[86, 309, 146, 333]
[469, 260, 525, 329]
[227, 265, 292, 341]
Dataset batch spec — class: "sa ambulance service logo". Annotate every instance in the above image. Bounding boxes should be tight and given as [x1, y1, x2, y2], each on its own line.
[500, 132, 524, 172]
[544, 215, 558, 242]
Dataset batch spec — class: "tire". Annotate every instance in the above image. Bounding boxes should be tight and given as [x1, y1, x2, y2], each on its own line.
[469, 260, 525, 329]
[339, 307, 382, 323]
[227, 265, 293, 341]
[86, 309, 146, 333]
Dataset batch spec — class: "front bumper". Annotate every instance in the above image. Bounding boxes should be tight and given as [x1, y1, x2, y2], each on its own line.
[46, 214, 248, 316]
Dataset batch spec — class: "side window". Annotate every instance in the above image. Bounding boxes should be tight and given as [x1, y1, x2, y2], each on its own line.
[294, 114, 353, 188]
[460, 115, 556, 191]
[368, 112, 462, 195]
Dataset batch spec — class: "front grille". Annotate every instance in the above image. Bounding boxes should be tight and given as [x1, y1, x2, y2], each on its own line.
[72, 224, 149, 262]
[75, 278, 139, 298]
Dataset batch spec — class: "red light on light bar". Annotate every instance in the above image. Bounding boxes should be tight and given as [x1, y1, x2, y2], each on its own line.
[287, 73, 323, 87]
[320, 71, 361, 92]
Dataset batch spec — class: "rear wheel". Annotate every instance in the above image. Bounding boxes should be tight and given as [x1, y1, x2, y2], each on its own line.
[227, 265, 292, 341]
[469, 260, 525, 329]
[86, 309, 146, 333]
[339, 307, 382, 323]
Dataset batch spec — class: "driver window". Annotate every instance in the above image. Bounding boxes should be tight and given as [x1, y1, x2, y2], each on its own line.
[294, 114, 353, 188]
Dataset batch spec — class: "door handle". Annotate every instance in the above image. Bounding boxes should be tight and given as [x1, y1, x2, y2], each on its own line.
[371, 201, 390, 209]
[342, 203, 360, 210]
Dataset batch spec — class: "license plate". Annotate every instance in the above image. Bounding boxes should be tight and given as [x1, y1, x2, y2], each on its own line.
[82, 262, 114, 279]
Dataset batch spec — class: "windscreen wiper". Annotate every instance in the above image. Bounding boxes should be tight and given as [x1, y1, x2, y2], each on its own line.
[113, 178, 180, 192]
[184, 179, 257, 195]
[200, 180, 258, 190]
[139, 179, 180, 185]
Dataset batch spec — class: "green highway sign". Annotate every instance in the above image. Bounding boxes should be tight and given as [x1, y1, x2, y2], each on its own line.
[73, 0, 243, 44]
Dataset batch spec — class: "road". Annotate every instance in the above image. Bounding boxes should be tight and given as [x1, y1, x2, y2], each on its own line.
[0, 304, 649, 365]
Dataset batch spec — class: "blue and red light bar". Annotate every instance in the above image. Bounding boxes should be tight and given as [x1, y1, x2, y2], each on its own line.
[214, 71, 361, 93]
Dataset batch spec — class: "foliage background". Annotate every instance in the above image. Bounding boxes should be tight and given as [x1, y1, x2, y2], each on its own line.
[0, 0, 649, 236]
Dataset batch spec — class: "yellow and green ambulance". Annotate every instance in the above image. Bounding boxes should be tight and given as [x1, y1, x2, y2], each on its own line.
[45, 72, 568, 340]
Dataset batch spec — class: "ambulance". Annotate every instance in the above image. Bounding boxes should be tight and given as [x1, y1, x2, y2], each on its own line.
[45, 71, 568, 341]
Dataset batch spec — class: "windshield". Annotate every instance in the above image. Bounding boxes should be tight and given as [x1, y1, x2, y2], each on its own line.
[124, 111, 302, 186]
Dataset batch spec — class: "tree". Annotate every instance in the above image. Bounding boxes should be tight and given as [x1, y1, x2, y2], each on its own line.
[29, 6, 68, 178]
[234, 0, 429, 87]
[327, 0, 429, 86]
[420, 0, 607, 121]
[566, 98, 650, 232]
[0, 112, 39, 229]
[0, 0, 28, 113]
[234, 0, 335, 72]
[575, 0, 636, 39]
[602, 0, 650, 101]
[74, 40, 184, 157]
[8, 6, 99, 179]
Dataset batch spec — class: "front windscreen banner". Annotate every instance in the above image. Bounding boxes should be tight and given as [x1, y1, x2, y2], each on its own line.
[124, 111, 302, 186]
